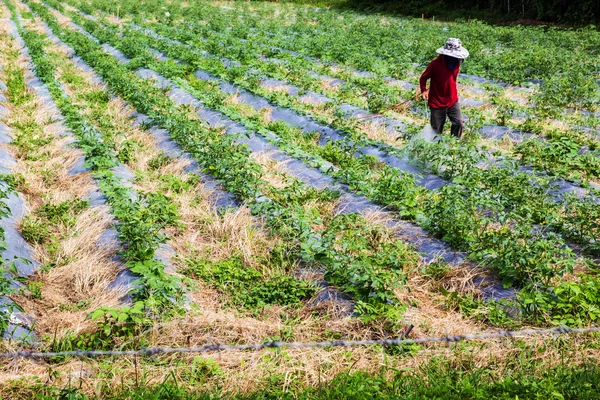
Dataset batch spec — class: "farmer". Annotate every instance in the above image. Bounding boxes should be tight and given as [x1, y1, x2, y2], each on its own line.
[419, 38, 469, 138]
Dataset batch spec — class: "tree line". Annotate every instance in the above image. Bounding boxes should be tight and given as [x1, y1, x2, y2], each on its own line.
[348, 0, 600, 24]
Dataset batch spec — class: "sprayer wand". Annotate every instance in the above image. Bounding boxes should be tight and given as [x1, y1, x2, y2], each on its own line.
[355, 98, 413, 120]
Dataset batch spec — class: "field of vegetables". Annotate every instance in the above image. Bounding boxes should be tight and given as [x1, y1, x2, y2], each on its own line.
[0, 0, 598, 397]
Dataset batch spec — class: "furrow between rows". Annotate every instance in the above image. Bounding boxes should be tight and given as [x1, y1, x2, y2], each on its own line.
[66, 7, 600, 192]
[56, 7, 600, 253]
[31, 3, 534, 306]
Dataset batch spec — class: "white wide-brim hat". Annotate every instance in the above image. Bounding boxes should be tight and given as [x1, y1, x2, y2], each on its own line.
[436, 38, 469, 59]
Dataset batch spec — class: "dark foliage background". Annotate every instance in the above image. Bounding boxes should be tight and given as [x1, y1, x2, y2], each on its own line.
[346, 0, 600, 25]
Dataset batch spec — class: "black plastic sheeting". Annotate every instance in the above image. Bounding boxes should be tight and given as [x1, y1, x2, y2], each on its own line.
[0, 19, 43, 341]
[474, 276, 519, 306]
[34, 18, 234, 308]
[0, 122, 11, 143]
[12, 16, 141, 304]
[297, 267, 355, 317]
[479, 125, 531, 142]
[62, 16, 519, 306]
[104, 17, 598, 204]
[137, 67, 468, 265]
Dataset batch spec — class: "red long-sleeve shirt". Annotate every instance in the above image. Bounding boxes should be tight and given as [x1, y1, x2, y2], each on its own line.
[419, 55, 460, 109]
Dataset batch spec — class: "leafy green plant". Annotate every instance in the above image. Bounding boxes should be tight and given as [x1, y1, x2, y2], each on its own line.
[516, 135, 600, 182]
[555, 192, 600, 256]
[26, 281, 44, 300]
[182, 256, 314, 310]
[20, 216, 51, 244]
[488, 86, 519, 126]
[520, 276, 600, 327]
[441, 289, 518, 328]
[49, 302, 152, 354]
[180, 356, 224, 383]
[147, 151, 171, 170]
[58, 299, 91, 312]
[37, 199, 88, 227]
[20, 199, 88, 245]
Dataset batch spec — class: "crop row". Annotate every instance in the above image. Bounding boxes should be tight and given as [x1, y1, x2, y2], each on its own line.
[57, 3, 600, 189]
[0, 10, 116, 342]
[47, 3, 600, 262]
[69, 0, 600, 114]
[16, 0, 460, 332]
[28, 0, 600, 328]
[5, 2, 194, 320]
[0, 14, 60, 340]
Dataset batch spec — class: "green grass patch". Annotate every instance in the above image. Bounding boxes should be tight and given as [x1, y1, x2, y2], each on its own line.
[182, 255, 315, 310]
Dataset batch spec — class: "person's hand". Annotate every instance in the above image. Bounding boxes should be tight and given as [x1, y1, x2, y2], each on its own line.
[421, 90, 429, 101]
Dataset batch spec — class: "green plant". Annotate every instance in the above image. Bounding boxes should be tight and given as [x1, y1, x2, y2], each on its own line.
[520, 276, 600, 327]
[37, 199, 89, 227]
[20, 216, 51, 244]
[20, 199, 88, 245]
[555, 192, 600, 256]
[488, 86, 519, 126]
[58, 299, 91, 312]
[117, 139, 140, 163]
[26, 281, 44, 300]
[86, 301, 152, 347]
[181, 356, 224, 383]
[421, 259, 451, 280]
[441, 289, 518, 328]
[147, 152, 171, 170]
[182, 256, 314, 310]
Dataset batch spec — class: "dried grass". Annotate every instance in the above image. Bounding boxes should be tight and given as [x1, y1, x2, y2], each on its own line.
[359, 119, 404, 146]
[505, 88, 532, 106]
[261, 83, 290, 96]
[250, 151, 291, 189]
[319, 77, 341, 91]
[298, 94, 328, 108]
[0, 13, 125, 338]
[225, 93, 272, 123]
[359, 208, 394, 226]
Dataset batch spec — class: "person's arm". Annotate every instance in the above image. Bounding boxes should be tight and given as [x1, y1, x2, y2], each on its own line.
[419, 61, 433, 99]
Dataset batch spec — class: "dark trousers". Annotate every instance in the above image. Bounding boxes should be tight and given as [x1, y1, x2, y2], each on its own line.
[430, 102, 463, 138]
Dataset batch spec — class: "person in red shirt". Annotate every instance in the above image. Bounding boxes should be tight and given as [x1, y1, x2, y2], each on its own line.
[419, 38, 469, 138]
